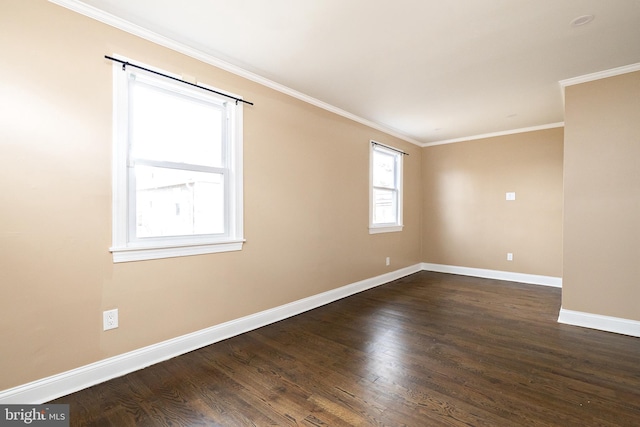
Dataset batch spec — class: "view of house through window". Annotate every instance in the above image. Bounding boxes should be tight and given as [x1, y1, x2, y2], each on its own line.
[135, 166, 224, 238]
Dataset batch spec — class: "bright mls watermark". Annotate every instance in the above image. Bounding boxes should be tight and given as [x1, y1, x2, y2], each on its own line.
[0, 405, 69, 426]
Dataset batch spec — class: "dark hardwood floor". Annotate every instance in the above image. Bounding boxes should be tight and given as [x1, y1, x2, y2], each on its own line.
[51, 272, 640, 426]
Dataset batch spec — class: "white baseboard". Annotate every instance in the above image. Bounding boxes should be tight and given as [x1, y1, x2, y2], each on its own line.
[558, 308, 640, 338]
[421, 263, 562, 287]
[0, 264, 422, 404]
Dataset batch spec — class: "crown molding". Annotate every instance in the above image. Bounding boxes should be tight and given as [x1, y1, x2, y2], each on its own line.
[559, 62, 640, 88]
[558, 63, 640, 107]
[48, 0, 422, 147]
[422, 122, 565, 147]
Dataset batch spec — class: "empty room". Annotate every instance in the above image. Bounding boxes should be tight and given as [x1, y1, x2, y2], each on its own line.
[1, 0, 640, 425]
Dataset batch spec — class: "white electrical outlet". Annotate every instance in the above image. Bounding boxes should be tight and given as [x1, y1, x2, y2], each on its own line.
[103, 309, 119, 331]
[507, 253, 513, 261]
[386, 257, 390, 266]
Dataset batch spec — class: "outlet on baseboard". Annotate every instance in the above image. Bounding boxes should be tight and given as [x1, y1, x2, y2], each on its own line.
[103, 309, 118, 331]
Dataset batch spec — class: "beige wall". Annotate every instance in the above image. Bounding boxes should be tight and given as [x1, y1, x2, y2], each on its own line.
[562, 71, 640, 321]
[421, 129, 564, 277]
[0, 0, 422, 390]
[9, 0, 634, 396]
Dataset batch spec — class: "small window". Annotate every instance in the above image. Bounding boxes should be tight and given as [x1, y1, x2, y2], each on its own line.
[370, 142, 403, 234]
[110, 59, 244, 262]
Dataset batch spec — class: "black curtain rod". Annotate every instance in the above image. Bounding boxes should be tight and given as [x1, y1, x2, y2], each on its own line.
[105, 55, 254, 106]
[371, 141, 409, 156]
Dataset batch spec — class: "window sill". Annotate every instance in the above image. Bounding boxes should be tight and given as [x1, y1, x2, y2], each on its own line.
[369, 225, 404, 234]
[110, 240, 244, 263]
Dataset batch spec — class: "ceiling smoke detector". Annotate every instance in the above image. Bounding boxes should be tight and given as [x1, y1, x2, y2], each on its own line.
[571, 15, 595, 27]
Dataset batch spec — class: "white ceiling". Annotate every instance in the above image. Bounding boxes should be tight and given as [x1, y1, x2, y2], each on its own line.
[73, 0, 640, 145]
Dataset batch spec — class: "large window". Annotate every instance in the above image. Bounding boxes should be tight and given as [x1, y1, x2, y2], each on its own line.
[370, 141, 403, 234]
[111, 59, 243, 262]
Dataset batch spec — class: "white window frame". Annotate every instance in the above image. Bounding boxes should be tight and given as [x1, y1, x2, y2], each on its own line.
[369, 141, 404, 234]
[110, 57, 244, 262]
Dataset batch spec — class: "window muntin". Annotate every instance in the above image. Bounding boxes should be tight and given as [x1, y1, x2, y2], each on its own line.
[370, 142, 403, 233]
[111, 59, 243, 262]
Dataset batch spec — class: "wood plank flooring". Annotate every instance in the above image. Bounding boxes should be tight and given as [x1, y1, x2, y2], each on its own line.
[50, 272, 640, 426]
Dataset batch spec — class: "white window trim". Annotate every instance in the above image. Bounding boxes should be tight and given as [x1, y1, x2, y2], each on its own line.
[369, 141, 404, 234]
[369, 224, 404, 234]
[110, 56, 244, 262]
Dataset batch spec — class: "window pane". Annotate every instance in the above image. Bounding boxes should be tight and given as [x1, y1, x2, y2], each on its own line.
[373, 149, 396, 188]
[373, 188, 397, 224]
[135, 165, 224, 238]
[130, 81, 223, 167]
